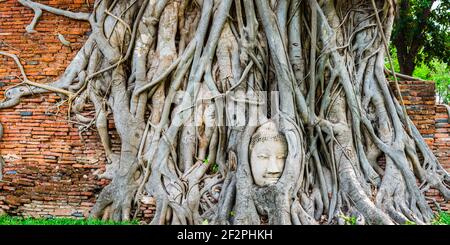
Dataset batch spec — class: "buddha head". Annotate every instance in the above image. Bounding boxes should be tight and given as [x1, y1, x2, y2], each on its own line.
[249, 120, 287, 186]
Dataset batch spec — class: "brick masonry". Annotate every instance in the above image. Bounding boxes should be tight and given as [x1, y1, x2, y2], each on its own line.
[0, 0, 155, 220]
[395, 81, 450, 211]
[0, 0, 107, 218]
[0, 1, 448, 220]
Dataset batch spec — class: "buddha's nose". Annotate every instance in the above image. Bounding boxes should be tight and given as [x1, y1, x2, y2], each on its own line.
[267, 159, 281, 174]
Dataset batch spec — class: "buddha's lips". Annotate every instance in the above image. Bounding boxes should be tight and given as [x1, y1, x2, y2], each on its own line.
[264, 177, 280, 182]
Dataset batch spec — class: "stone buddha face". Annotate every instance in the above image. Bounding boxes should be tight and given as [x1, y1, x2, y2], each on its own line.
[249, 121, 287, 186]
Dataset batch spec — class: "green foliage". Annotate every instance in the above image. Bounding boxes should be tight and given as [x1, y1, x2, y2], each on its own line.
[432, 212, 450, 225]
[203, 156, 220, 174]
[203, 157, 209, 165]
[414, 60, 450, 103]
[419, 61, 450, 104]
[211, 163, 219, 174]
[386, 45, 401, 73]
[404, 220, 416, 225]
[387, 47, 450, 103]
[421, 1, 450, 65]
[392, 0, 450, 67]
[338, 214, 357, 225]
[0, 214, 138, 225]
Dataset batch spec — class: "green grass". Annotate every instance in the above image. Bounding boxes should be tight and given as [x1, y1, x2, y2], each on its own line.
[0, 215, 138, 225]
[1, 212, 448, 225]
[432, 212, 450, 225]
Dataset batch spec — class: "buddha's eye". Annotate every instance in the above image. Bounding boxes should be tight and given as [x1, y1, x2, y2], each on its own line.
[258, 155, 269, 159]
[277, 155, 286, 159]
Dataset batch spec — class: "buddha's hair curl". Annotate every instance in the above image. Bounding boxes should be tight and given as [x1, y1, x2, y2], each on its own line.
[250, 120, 287, 152]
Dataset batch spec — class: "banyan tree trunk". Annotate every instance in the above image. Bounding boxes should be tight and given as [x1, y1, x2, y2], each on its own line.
[0, 0, 448, 224]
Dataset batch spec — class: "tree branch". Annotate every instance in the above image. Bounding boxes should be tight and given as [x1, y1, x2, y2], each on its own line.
[18, 0, 90, 33]
[0, 51, 74, 97]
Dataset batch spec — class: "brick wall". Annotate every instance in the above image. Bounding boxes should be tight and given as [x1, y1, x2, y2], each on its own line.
[0, 1, 448, 220]
[395, 81, 450, 211]
[434, 105, 450, 171]
[0, 0, 108, 218]
[0, 0, 158, 220]
[429, 105, 450, 210]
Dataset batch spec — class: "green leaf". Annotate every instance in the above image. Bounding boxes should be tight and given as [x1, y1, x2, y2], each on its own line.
[211, 163, 219, 173]
[404, 220, 416, 225]
[202, 219, 209, 225]
[432, 212, 450, 225]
